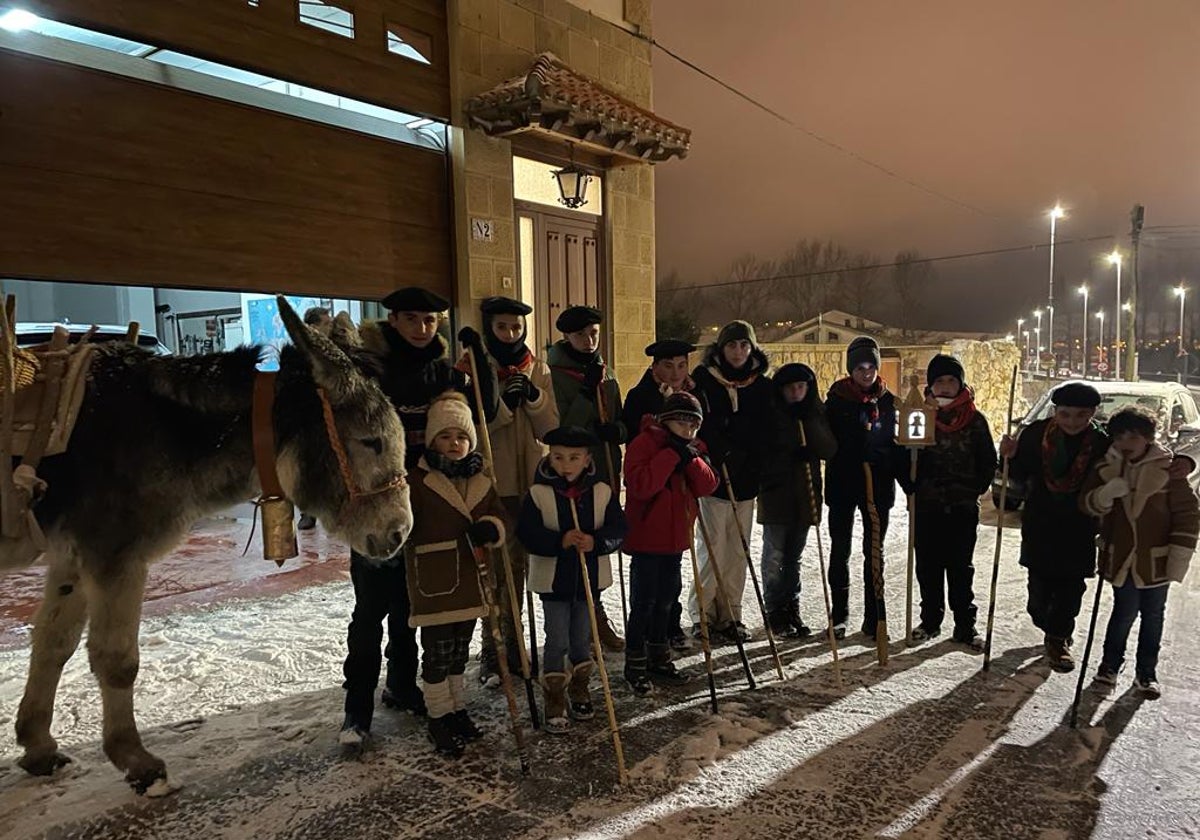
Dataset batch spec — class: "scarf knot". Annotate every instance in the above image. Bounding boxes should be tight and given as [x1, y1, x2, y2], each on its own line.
[934, 387, 978, 434]
[1041, 421, 1100, 497]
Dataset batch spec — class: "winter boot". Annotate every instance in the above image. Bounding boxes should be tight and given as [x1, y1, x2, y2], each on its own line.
[446, 674, 483, 742]
[427, 716, 465, 758]
[1093, 663, 1119, 691]
[1044, 635, 1075, 673]
[541, 672, 571, 734]
[669, 625, 693, 651]
[786, 601, 813, 638]
[952, 626, 984, 653]
[1134, 676, 1162, 699]
[595, 603, 626, 653]
[338, 713, 370, 748]
[911, 625, 941, 642]
[826, 622, 847, 641]
[624, 653, 654, 696]
[767, 609, 798, 639]
[647, 643, 691, 686]
[477, 647, 501, 690]
[382, 684, 427, 716]
[567, 660, 595, 721]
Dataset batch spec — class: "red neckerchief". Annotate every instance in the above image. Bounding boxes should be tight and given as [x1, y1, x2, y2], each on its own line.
[935, 387, 978, 434]
[552, 362, 610, 418]
[831, 376, 889, 428]
[1041, 421, 1099, 496]
[496, 349, 534, 382]
[652, 369, 696, 396]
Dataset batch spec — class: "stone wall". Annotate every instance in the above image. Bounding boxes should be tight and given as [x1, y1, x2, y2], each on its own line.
[448, 0, 656, 390]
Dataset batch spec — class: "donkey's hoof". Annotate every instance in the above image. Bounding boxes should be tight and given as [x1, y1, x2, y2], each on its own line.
[126, 757, 171, 796]
[18, 750, 73, 776]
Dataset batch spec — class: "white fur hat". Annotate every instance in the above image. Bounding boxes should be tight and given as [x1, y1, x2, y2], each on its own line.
[425, 391, 477, 452]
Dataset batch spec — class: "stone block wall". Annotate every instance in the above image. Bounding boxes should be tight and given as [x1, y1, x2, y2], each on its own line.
[449, 0, 656, 390]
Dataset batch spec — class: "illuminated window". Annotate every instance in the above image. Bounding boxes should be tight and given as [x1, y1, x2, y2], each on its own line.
[386, 22, 432, 65]
[299, 1, 354, 39]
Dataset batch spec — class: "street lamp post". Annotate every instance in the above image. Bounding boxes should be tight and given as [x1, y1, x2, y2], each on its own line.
[1078, 285, 1089, 378]
[1016, 317, 1026, 369]
[1033, 309, 1044, 376]
[1108, 250, 1123, 380]
[1096, 310, 1106, 377]
[1176, 285, 1188, 385]
[1048, 205, 1065, 369]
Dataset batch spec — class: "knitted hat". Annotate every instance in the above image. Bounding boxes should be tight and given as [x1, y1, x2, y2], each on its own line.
[846, 337, 881, 373]
[773, 362, 816, 389]
[926, 353, 965, 387]
[1051, 382, 1101, 408]
[658, 391, 704, 425]
[543, 425, 600, 448]
[556, 306, 603, 333]
[381, 286, 449, 313]
[645, 339, 696, 360]
[717, 320, 757, 348]
[425, 392, 477, 451]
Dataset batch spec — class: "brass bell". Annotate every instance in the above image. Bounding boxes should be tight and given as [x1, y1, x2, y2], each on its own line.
[259, 495, 298, 566]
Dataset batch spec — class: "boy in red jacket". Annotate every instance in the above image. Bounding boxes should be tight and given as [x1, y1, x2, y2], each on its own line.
[622, 392, 719, 695]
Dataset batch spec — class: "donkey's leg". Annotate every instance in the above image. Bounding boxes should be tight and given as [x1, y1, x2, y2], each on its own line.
[16, 553, 88, 776]
[82, 559, 166, 791]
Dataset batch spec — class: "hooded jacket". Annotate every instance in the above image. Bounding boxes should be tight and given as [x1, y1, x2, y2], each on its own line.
[1080, 443, 1199, 587]
[516, 459, 628, 602]
[757, 385, 837, 526]
[1010, 417, 1111, 576]
[691, 343, 774, 502]
[623, 416, 719, 554]
[360, 320, 498, 470]
[621, 367, 696, 435]
[912, 389, 998, 511]
[824, 377, 902, 509]
[546, 341, 625, 487]
[404, 457, 507, 627]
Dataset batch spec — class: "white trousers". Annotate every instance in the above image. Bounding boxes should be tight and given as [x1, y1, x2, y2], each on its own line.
[688, 496, 755, 626]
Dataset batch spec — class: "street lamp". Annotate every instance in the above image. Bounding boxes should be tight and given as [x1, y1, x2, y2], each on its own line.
[1078, 285, 1089, 378]
[1048, 205, 1066, 369]
[1096, 310, 1106, 378]
[1176, 284, 1188, 384]
[1033, 309, 1044, 375]
[1108, 250, 1123, 380]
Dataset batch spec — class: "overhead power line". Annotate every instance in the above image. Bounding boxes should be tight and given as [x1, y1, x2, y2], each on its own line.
[663, 234, 1117, 292]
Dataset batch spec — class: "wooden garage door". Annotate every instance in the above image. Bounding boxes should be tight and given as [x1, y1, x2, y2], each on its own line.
[0, 49, 452, 300]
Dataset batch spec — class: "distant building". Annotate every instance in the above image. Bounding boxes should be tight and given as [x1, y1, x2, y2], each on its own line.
[779, 310, 886, 344]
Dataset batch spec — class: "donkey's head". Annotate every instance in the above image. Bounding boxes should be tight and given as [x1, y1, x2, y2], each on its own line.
[274, 298, 412, 561]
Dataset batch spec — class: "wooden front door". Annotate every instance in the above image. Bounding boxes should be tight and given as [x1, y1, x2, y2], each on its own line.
[516, 202, 602, 356]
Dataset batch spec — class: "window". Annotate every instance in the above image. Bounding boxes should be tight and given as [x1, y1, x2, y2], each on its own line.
[803, 330, 817, 344]
[299, 1, 354, 39]
[386, 22, 432, 65]
[827, 330, 840, 342]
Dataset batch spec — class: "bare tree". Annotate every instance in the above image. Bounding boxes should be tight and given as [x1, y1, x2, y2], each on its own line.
[722, 253, 775, 327]
[656, 269, 705, 343]
[772, 239, 849, 326]
[891, 250, 933, 339]
[838, 252, 880, 322]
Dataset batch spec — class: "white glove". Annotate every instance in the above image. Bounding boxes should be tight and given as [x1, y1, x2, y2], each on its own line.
[1095, 477, 1130, 508]
[1168, 544, 1193, 583]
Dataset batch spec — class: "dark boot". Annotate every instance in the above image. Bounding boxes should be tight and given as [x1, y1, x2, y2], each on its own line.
[427, 716, 465, 758]
[381, 684, 427, 716]
[1045, 635, 1075, 673]
[647, 643, 690, 686]
[787, 601, 812, 638]
[338, 713, 370, 747]
[448, 710, 483, 742]
[567, 660, 595, 720]
[624, 654, 653, 696]
[767, 609, 798, 638]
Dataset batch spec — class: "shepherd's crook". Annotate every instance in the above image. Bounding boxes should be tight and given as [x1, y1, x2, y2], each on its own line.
[983, 366, 1019, 671]
[460, 334, 539, 728]
[568, 498, 628, 784]
[798, 423, 843, 687]
[595, 383, 628, 631]
[862, 464, 889, 666]
[694, 504, 756, 690]
[688, 522, 720, 713]
[905, 449, 918, 646]
[721, 464, 785, 681]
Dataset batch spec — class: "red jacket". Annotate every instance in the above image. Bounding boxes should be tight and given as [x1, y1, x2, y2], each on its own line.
[623, 417, 719, 554]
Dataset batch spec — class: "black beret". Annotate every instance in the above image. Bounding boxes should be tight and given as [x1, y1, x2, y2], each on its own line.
[381, 287, 449, 313]
[543, 425, 600, 448]
[556, 305, 603, 333]
[645, 339, 696, 360]
[480, 296, 532, 316]
[1052, 382, 1102, 409]
[774, 363, 816, 388]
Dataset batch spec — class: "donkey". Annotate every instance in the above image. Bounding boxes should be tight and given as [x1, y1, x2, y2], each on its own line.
[6, 297, 412, 793]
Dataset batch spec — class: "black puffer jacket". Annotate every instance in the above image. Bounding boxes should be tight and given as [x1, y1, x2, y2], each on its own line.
[692, 345, 774, 502]
[824, 379, 902, 510]
[757, 390, 837, 526]
[913, 406, 998, 512]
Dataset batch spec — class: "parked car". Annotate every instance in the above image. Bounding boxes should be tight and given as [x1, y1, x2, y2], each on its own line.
[15, 323, 172, 356]
[993, 379, 1200, 510]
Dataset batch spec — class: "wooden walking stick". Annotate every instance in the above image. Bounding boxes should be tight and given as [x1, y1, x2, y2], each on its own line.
[797, 423, 843, 687]
[688, 522, 721, 713]
[513, 411, 542, 684]
[862, 464, 889, 666]
[721, 464, 785, 682]
[460, 334, 539, 728]
[906, 449, 918, 646]
[694, 504, 756, 690]
[594, 382, 629, 631]
[467, 538, 531, 775]
[568, 498, 628, 784]
[897, 377, 934, 648]
[983, 366, 1019, 671]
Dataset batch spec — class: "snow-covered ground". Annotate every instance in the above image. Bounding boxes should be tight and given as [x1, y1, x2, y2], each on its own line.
[2, 504, 1199, 839]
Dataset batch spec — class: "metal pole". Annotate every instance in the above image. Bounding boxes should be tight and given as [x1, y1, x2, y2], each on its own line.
[1179, 290, 1187, 385]
[1129, 204, 1145, 381]
[1048, 214, 1057, 368]
[1082, 291, 1088, 378]
[1115, 260, 1122, 380]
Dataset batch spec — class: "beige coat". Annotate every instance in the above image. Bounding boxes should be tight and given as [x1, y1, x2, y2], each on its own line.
[487, 355, 558, 499]
[1081, 444, 1200, 588]
[405, 458, 507, 627]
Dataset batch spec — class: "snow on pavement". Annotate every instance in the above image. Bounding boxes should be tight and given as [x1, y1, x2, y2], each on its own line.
[2, 505, 1199, 839]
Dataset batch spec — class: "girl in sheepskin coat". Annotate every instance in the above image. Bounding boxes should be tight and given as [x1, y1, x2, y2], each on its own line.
[1080, 407, 1199, 698]
[405, 393, 508, 758]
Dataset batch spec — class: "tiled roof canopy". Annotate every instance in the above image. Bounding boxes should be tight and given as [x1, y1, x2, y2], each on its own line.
[464, 53, 691, 164]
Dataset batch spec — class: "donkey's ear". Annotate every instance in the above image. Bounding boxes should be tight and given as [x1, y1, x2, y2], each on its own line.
[278, 296, 361, 400]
